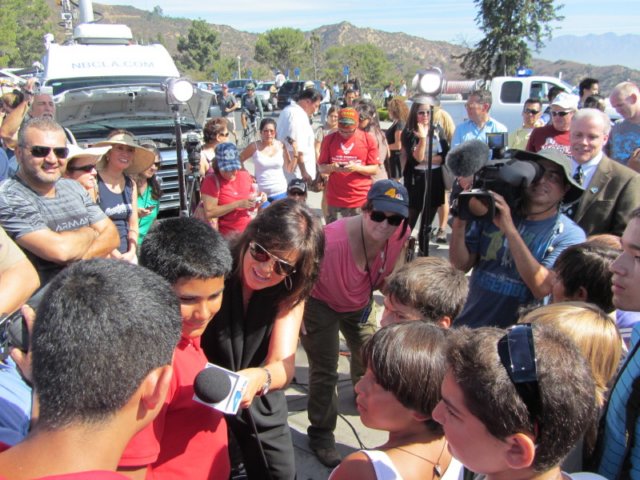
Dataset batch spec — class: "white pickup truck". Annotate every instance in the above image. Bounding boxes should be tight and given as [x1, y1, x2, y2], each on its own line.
[439, 75, 573, 133]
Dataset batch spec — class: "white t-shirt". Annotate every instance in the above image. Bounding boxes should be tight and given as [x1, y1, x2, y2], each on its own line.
[276, 102, 316, 179]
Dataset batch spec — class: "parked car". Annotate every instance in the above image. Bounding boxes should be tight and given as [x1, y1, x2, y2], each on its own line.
[226, 79, 253, 98]
[255, 81, 276, 111]
[276, 80, 321, 110]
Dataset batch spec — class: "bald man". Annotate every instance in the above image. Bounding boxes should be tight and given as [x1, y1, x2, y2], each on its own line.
[608, 81, 640, 171]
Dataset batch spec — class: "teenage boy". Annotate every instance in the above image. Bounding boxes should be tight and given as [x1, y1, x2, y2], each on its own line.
[380, 256, 468, 328]
[0, 259, 182, 479]
[119, 217, 233, 479]
[433, 324, 597, 479]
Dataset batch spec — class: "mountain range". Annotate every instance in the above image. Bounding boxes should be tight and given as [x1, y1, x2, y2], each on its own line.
[43, 1, 640, 93]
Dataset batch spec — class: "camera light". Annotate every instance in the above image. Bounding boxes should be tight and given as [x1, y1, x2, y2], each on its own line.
[166, 78, 195, 105]
[411, 67, 444, 97]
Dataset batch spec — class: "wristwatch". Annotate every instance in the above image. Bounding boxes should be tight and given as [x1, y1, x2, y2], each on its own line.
[258, 367, 272, 396]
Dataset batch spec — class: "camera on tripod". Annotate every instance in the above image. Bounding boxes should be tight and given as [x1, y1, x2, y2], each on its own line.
[184, 132, 202, 174]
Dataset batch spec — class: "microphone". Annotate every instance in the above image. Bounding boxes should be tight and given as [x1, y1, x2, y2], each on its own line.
[194, 366, 232, 404]
[446, 140, 490, 177]
[193, 363, 249, 414]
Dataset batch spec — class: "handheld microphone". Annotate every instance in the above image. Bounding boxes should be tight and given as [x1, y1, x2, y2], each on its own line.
[193, 363, 248, 414]
[446, 140, 490, 177]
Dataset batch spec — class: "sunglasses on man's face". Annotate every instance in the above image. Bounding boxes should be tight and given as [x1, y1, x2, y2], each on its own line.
[248, 241, 296, 276]
[369, 211, 404, 226]
[22, 145, 69, 159]
[523, 108, 540, 115]
[551, 111, 572, 117]
[67, 163, 97, 173]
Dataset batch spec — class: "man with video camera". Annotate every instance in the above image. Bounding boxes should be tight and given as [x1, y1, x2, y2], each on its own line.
[449, 148, 586, 329]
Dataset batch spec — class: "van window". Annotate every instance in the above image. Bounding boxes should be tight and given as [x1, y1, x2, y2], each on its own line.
[500, 81, 522, 104]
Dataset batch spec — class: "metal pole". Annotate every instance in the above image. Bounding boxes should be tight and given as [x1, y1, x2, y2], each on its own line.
[237, 56, 241, 80]
[173, 106, 188, 217]
[419, 103, 436, 256]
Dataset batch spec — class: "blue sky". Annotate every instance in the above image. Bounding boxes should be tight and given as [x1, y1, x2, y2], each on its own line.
[96, 0, 635, 44]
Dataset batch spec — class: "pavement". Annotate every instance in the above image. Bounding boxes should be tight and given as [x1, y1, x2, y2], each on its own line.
[239, 113, 451, 478]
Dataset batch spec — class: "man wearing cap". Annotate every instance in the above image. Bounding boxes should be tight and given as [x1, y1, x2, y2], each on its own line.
[276, 88, 322, 185]
[450, 148, 586, 329]
[287, 177, 307, 202]
[317, 107, 379, 224]
[451, 89, 507, 148]
[219, 84, 239, 133]
[526, 92, 579, 157]
[608, 81, 640, 171]
[0, 118, 118, 286]
[563, 108, 640, 237]
[240, 83, 263, 133]
[301, 179, 410, 468]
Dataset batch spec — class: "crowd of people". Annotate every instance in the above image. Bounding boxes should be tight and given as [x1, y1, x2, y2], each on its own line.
[1, 73, 640, 480]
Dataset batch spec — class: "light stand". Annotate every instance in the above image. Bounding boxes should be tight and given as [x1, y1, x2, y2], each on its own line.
[411, 68, 444, 257]
[165, 78, 195, 217]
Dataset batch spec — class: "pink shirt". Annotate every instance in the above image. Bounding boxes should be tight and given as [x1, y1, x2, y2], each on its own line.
[311, 218, 409, 312]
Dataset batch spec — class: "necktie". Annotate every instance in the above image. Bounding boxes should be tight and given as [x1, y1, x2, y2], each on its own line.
[573, 165, 584, 186]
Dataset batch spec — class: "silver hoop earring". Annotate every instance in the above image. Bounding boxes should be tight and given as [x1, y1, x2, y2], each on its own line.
[284, 274, 293, 291]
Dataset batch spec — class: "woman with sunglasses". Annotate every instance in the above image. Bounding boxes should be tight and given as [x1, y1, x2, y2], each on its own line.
[200, 117, 231, 175]
[94, 130, 154, 263]
[240, 118, 294, 208]
[329, 322, 462, 480]
[63, 145, 111, 202]
[401, 97, 450, 252]
[301, 179, 411, 468]
[134, 142, 163, 246]
[202, 198, 324, 480]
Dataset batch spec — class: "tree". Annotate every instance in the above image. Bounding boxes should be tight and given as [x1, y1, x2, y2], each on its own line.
[254, 28, 308, 75]
[324, 44, 390, 90]
[458, 0, 563, 79]
[176, 19, 220, 75]
[0, 0, 53, 68]
[152, 5, 164, 17]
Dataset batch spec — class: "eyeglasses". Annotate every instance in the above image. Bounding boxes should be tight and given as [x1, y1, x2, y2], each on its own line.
[219, 132, 230, 137]
[153, 162, 162, 167]
[21, 145, 69, 158]
[497, 323, 541, 426]
[248, 241, 296, 276]
[523, 109, 540, 115]
[262, 129, 276, 134]
[369, 211, 404, 226]
[288, 190, 305, 197]
[66, 163, 97, 173]
[417, 110, 430, 116]
[551, 111, 572, 117]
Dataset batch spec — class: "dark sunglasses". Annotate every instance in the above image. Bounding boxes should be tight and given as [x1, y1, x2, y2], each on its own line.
[288, 190, 306, 197]
[22, 145, 69, 159]
[417, 110, 430, 115]
[369, 211, 404, 226]
[551, 111, 572, 117]
[523, 108, 540, 115]
[67, 163, 97, 173]
[497, 323, 541, 426]
[219, 132, 230, 137]
[248, 241, 296, 276]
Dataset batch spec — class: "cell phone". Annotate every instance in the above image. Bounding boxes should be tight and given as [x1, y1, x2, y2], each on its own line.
[286, 136, 294, 145]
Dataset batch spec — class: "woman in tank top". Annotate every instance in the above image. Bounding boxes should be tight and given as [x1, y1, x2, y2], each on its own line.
[94, 130, 154, 263]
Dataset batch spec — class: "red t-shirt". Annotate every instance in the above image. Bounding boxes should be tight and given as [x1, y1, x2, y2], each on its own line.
[525, 124, 572, 157]
[319, 129, 379, 208]
[0, 471, 127, 479]
[200, 170, 253, 237]
[119, 337, 229, 480]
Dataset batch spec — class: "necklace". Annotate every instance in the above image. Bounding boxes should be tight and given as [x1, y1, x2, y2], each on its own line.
[391, 439, 447, 479]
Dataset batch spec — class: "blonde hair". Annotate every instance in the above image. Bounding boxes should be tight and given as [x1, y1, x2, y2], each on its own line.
[433, 107, 455, 144]
[520, 302, 621, 407]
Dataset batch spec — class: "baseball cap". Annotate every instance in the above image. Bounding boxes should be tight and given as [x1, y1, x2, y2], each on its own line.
[221, 84, 228, 88]
[304, 81, 316, 90]
[338, 107, 359, 131]
[214, 142, 242, 172]
[288, 178, 307, 194]
[246, 83, 256, 90]
[551, 92, 579, 111]
[367, 179, 409, 218]
[510, 148, 584, 203]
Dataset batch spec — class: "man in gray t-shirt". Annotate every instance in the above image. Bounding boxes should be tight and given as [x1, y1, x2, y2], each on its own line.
[0, 118, 118, 285]
[609, 81, 640, 171]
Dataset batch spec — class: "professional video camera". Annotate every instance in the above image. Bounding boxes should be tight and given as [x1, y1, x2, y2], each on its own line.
[447, 140, 543, 222]
[184, 132, 202, 174]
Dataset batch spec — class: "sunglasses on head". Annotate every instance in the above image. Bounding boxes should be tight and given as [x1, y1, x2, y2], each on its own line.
[369, 211, 404, 226]
[67, 163, 97, 173]
[248, 241, 296, 276]
[551, 111, 572, 117]
[497, 323, 541, 427]
[22, 145, 69, 159]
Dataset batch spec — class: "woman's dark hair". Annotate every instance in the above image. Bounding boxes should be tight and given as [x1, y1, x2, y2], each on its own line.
[259, 117, 277, 131]
[361, 199, 410, 238]
[203, 117, 229, 144]
[231, 199, 324, 310]
[355, 100, 381, 132]
[139, 141, 163, 200]
[362, 322, 449, 435]
[405, 101, 427, 133]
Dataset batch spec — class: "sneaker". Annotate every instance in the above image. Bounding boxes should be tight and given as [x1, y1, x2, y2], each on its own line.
[312, 446, 342, 468]
[434, 227, 447, 244]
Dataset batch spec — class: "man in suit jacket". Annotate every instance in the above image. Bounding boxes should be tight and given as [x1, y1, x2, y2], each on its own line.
[566, 108, 640, 236]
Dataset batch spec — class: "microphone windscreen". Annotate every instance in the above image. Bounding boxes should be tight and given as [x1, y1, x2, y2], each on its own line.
[194, 366, 233, 404]
[446, 140, 490, 177]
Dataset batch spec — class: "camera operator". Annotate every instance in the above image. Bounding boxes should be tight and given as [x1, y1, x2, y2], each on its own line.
[449, 148, 586, 329]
